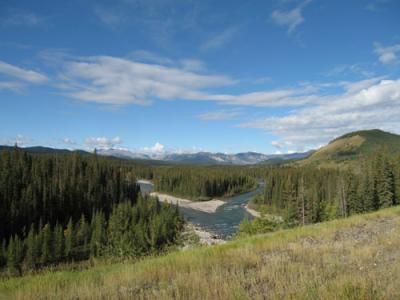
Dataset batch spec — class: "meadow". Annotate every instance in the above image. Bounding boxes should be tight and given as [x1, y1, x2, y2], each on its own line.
[1, 206, 399, 299]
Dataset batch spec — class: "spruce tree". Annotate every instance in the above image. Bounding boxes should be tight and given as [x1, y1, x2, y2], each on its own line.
[7, 236, 18, 274]
[40, 223, 53, 265]
[53, 223, 64, 262]
[90, 212, 105, 257]
[24, 225, 37, 269]
[64, 218, 74, 260]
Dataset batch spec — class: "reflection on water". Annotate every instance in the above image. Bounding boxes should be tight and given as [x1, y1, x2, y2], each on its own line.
[139, 182, 263, 239]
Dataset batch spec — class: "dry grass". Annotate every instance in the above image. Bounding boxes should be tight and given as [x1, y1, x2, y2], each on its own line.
[1, 206, 400, 299]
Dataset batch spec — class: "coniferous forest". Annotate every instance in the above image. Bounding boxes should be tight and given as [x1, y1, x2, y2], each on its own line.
[153, 166, 257, 200]
[251, 150, 400, 226]
[1, 145, 400, 276]
[0, 148, 183, 275]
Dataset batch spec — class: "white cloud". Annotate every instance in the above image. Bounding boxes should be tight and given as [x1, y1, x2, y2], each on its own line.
[143, 142, 165, 153]
[271, 0, 311, 33]
[0, 60, 48, 83]
[374, 43, 400, 65]
[240, 78, 400, 150]
[1, 134, 32, 147]
[63, 138, 76, 145]
[271, 141, 283, 149]
[59, 55, 235, 105]
[56, 54, 334, 107]
[201, 26, 239, 51]
[197, 109, 242, 121]
[85, 136, 123, 149]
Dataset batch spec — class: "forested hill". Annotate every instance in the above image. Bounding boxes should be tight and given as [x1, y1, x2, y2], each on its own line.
[0, 148, 183, 275]
[297, 129, 400, 167]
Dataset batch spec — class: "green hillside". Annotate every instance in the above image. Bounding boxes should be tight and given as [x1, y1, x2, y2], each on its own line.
[297, 129, 400, 167]
[1, 206, 399, 299]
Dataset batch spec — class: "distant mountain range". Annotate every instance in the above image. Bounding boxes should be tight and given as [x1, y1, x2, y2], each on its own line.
[96, 149, 313, 165]
[0, 145, 313, 165]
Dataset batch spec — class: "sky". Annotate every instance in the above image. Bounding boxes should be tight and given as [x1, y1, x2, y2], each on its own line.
[1, 0, 400, 155]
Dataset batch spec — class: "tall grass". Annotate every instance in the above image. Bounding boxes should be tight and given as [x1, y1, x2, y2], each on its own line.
[1, 206, 400, 299]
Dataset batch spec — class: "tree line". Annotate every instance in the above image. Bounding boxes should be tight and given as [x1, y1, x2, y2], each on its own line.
[152, 166, 257, 200]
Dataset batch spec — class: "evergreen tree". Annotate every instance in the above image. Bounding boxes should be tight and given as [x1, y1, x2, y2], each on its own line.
[64, 218, 74, 260]
[53, 223, 64, 262]
[90, 212, 105, 257]
[376, 156, 395, 208]
[24, 225, 37, 269]
[76, 215, 90, 259]
[40, 223, 53, 265]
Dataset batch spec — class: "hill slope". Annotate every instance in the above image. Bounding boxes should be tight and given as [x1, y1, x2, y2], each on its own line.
[298, 129, 400, 167]
[1, 206, 399, 299]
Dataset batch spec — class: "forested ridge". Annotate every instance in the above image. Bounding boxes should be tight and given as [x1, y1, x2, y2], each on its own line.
[0, 148, 183, 275]
[252, 149, 400, 226]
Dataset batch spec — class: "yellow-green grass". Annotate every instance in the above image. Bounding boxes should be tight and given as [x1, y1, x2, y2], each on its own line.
[2, 206, 400, 299]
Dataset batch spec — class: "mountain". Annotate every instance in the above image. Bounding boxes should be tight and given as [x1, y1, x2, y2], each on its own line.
[97, 148, 152, 160]
[298, 129, 400, 166]
[99, 149, 312, 165]
[0, 145, 89, 156]
[0, 145, 312, 165]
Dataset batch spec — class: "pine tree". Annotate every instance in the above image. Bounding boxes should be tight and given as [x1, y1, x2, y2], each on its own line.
[7, 236, 22, 274]
[376, 156, 395, 208]
[64, 218, 74, 260]
[77, 214, 90, 259]
[90, 212, 105, 257]
[24, 225, 37, 269]
[40, 223, 53, 265]
[53, 223, 64, 262]
[14, 236, 24, 273]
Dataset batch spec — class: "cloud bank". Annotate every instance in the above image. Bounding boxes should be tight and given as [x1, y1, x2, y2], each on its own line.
[241, 78, 400, 150]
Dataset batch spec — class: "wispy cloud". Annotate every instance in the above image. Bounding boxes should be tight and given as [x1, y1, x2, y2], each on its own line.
[56, 54, 328, 107]
[326, 64, 374, 78]
[142, 142, 165, 154]
[197, 109, 242, 121]
[240, 78, 400, 150]
[0, 60, 48, 83]
[58, 55, 235, 105]
[366, 0, 391, 11]
[129, 50, 173, 65]
[94, 6, 124, 28]
[0, 81, 24, 92]
[1, 11, 42, 27]
[62, 138, 76, 145]
[1, 134, 33, 147]
[271, 0, 311, 33]
[85, 136, 123, 150]
[201, 26, 240, 51]
[179, 59, 206, 72]
[374, 42, 400, 65]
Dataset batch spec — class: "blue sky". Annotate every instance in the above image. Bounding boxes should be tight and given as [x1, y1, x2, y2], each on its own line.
[1, 0, 400, 154]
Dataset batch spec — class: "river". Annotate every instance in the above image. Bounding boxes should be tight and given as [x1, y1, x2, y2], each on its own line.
[139, 181, 263, 239]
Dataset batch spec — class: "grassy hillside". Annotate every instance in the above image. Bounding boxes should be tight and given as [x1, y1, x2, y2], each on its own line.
[1, 206, 400, 299]
[297, 129, 400, 168]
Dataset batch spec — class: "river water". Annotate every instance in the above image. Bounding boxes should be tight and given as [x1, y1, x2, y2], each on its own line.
[139, 182, 263, 239]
